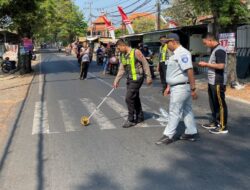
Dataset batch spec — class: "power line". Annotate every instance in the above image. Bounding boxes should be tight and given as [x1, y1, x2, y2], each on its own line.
[107, 0, 151, 17]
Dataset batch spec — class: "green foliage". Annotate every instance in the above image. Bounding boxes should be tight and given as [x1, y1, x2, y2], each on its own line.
[163, 0, 207, 26]
[0, 0, 88, 43]
[133, 17, 155, 33]
[188, 0, 249, 26]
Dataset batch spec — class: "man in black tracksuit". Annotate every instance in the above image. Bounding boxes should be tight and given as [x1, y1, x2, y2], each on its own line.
[113, 39, 152, 128]
[199, 33, 228, 134]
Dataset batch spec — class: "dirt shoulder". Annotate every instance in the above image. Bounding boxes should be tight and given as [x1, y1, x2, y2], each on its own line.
[0, 56, 40, 149]
[196, 75, 250, 104]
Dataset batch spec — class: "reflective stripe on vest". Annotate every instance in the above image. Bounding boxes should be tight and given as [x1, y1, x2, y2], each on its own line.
[120, 49, 137, 80]
[160, 44, 168, 62]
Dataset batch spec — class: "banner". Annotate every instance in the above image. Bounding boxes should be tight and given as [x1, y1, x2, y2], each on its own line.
[219, 33, 235, 53]
[102, 16, 116, 41]
[117, 6, 134, 34]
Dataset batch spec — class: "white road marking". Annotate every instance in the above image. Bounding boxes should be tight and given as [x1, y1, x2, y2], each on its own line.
[80, 98, 116, 130]
[32, 101, 50, 135]
[105, 97, 150, 128]
[58, 100, 78, 132]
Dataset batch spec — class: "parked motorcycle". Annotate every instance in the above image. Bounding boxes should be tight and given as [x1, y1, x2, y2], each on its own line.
[1, 58, 16, 73]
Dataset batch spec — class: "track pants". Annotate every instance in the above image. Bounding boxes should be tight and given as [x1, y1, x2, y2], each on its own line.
[126, 78, 144, 122]
[208, 84, 228, 128]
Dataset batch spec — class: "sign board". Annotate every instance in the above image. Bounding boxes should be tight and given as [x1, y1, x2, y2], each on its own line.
[219, 33, 235, 53]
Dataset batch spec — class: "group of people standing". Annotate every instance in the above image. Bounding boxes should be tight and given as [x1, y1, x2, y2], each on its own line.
[112, 32, 228, 146]
[72, 32, 228, 145]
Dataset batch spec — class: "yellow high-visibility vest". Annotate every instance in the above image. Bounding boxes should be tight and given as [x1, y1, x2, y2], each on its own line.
[160, 44, 168, 62]
[120, 49, 137, 80]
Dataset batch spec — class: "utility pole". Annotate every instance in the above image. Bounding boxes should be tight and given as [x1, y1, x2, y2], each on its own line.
[156, 0, 161, 30]
[89, 1, 93, 36]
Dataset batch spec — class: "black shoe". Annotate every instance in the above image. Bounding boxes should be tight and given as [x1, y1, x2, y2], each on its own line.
[201, 122, 216, 130]
[179, 133, 198, 142]
[209, 125, 228, 134]
[136, 118, 144, 124]
[122, 121, 136, 128]
[155, 135, 173, 145]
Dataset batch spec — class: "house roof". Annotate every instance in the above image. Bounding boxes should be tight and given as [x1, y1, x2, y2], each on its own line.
[128, 12, 156, 21]
[92, 16, 105, 24]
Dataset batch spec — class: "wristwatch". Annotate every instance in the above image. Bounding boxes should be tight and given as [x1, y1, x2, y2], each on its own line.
[191, 88, 196, 91]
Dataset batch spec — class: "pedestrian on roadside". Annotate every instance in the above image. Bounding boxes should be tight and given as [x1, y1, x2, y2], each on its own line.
[199, 33, 228, 134]
[157, 36, 170, 94]
[113, 39, 152, 128]
[156, 33, 198, 145]
[142, 45, 155, 79]
[79, 42, 90, 80]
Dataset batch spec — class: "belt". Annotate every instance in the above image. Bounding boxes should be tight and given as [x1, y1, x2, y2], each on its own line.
[170, 82, 190, 87]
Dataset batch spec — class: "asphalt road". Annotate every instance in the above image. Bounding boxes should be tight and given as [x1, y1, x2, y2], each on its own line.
[0, 49, 250, 190]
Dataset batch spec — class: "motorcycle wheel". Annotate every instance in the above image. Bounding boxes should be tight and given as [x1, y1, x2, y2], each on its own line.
[1, 64, 10, 73]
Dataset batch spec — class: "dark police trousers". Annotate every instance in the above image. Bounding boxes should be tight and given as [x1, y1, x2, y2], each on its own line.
[208, 84, 228, 127]
[126, 78, 144, 122]
[80, 61, 89, 79]
[159, 61, 167, 92]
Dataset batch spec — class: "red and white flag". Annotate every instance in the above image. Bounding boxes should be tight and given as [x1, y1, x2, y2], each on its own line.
[117, 6, 134, 34]
[102, 16, 116, 41]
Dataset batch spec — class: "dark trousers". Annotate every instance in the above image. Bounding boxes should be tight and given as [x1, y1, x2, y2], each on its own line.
[208, 84, 228, 128]
[80, 61, 89, 79]
[159, 61, 167, 92]
[126, 78, 144, 122]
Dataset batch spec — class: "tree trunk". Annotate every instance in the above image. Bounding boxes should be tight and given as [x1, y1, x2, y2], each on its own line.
[227, 53, 238, 84]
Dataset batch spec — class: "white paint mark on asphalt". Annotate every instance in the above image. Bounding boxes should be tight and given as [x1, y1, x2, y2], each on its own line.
[105, 97, 149, 128]
[80, 98, 116, 130]
[32, 101, 50, 135]
[58, 100, 78, 132]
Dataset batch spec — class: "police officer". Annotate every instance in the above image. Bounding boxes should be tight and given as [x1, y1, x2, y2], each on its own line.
[156, 33, 198, 145]
[157, 36, 169, 94]
[113, 39, 152, 128]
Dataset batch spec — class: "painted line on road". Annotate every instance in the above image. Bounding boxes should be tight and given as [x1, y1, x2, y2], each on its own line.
[120, 96, 163, 128]
[32, 101, 50, 135]
[105, 97, 150, 128]
[58, 100, 79, 132]
[80, 98, 116, 130]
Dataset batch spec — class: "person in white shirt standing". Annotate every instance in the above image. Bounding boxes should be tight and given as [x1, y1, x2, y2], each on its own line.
[80, 42, 90, 80]
[156, 33, 198, 145]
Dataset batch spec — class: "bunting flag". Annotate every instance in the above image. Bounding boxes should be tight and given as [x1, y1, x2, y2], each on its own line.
[102, 16, 116, 41]
[117, 6, 134, 34]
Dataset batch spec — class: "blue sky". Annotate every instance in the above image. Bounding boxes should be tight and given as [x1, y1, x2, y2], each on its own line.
[74, 0, 171, 26]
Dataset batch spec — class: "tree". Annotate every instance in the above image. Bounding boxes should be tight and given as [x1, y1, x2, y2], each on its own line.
[189, 0, 250, 83]
[163, 0, 207, 26]
[133, 17, 155, 33]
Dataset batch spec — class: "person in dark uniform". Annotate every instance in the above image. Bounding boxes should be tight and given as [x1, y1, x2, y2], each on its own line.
[113, 39, 152, 128]
[142, 45, 155, 79]
[199, 33, 228, 134]
[157, 36, 170, 94]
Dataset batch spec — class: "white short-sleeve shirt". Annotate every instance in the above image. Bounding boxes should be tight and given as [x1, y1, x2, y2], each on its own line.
[166, 46, 193, 86]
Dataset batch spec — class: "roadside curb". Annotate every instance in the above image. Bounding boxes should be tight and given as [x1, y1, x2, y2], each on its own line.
[0, 69, 36, 170]
[197, 87, 250, 105]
